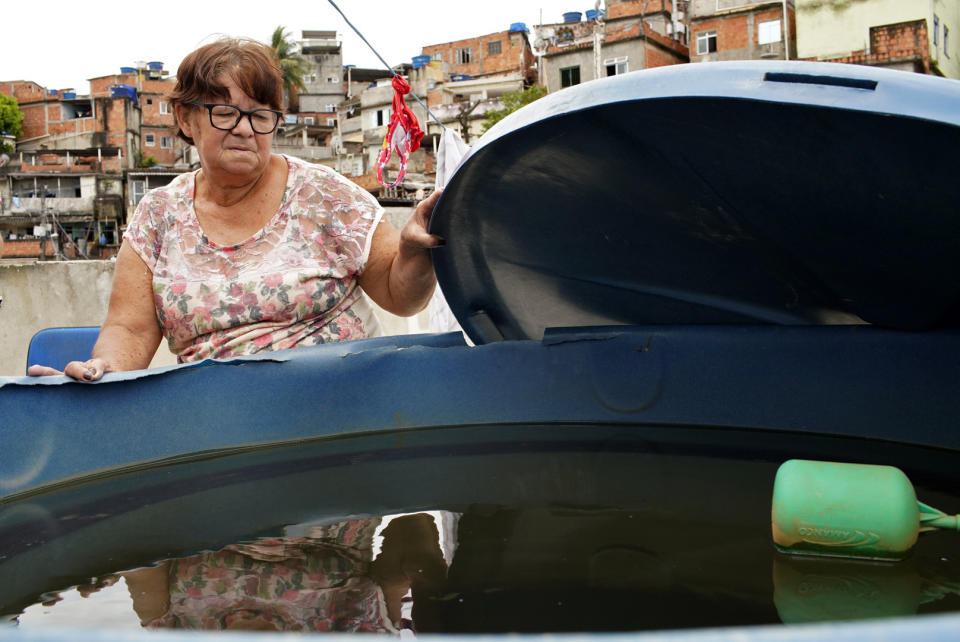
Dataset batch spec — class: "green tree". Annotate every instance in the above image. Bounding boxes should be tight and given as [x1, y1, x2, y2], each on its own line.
[481, 85, 548, 133]
[270, 26, 310, 112]
[0, 93, 25, 153]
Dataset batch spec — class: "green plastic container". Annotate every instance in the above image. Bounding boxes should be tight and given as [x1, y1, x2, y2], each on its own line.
[771, 459, 959, 561]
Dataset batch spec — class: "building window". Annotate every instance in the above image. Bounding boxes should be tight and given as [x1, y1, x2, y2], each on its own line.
[327, 76, 339, 83]
[326, 104, 338, 113]
[934, 15, 940, 45]
[132, 180, 147, 205]
[160, 136, 172, 149]
[560, 66, 581, 88]
[304, 116, 315, 125]
[159, 101, 170, 114]
[146, 98, 153, 105]
[144, 133, 155, 147]
[604, 56, 628, 76]
[456, 47, 472, 64]
[758, 20, 781, 45]
[696, 31, 718, 54]
[431, 52, 443, 61]
[488, 40, 502, 55]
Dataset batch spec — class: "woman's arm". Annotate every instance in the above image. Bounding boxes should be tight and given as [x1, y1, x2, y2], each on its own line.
[358, 190, 444, 317]
[28, 241, 162, 380]
[123, 562, 172, 625]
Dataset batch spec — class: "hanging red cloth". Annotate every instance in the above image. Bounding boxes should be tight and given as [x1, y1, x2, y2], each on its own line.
[376, 75, 424, 188]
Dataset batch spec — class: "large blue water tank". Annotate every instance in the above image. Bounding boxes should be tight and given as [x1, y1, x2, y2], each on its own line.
[412, 55, 431, 69]
[563, 11, 582, 22]
[120, 67, 136, 74]
[509, 22, 528, 32]
[147, 61, 164, 70]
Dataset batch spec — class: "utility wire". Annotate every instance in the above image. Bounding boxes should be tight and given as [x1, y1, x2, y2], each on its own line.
[326, 0, 446, 130]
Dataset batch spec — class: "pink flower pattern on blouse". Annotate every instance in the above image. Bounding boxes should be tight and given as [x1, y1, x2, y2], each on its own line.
[125, 155, 383, 363]
[147, 519, 396, 633]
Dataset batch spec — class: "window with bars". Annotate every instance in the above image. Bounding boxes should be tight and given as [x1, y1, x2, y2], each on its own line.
[457, 47, 473, 64]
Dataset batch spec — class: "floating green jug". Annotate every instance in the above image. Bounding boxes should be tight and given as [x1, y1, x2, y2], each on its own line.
[771, 459, 960, 560]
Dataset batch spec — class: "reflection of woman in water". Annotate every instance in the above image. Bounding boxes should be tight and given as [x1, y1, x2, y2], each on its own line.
[124, 514, 446, 633]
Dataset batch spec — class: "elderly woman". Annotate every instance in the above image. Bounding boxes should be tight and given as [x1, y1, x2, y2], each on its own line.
[29, 37, 441, 381]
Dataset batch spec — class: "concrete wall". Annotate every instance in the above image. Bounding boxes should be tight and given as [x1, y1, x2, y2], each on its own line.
[0, 254, 433, 376]
[796, 0, 959, 77]
[0, 260, 175, 376]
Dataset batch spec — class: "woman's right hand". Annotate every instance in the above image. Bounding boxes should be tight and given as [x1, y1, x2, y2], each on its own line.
[28, 357, 109, 381]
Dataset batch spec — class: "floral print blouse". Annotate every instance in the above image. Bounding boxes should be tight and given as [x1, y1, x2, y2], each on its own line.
[125, 155, 383, 363]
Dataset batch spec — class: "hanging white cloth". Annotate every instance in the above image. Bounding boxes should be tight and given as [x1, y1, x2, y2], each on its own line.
[435, 128, 470, 190]
[428, 129, 470, 335]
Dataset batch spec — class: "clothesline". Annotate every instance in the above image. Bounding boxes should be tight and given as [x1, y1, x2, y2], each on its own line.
[326, 0, 447, 131]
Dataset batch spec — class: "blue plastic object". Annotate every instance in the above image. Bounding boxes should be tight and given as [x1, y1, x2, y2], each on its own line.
[509, 22, 528, 32]
[429, 61, 960, 344]
[563, 11, 583, 22]
[24, 326, 99, 374]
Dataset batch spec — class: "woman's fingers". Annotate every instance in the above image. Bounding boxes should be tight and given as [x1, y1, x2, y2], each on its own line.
[27, 364, 65, 377]
[402, 190, 445, 248]
[63, 358, 108, 382]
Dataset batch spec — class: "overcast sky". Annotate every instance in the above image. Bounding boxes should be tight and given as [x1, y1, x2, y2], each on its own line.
[3, 0, 590, 93]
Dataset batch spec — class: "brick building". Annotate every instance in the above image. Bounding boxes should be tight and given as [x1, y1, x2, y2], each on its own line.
[0, 62, 190, 259]
[689, 0, 796, 62]
[795, 0, 958, 78]
[417, 27, 537, 141]
[536, 0, 690, 94]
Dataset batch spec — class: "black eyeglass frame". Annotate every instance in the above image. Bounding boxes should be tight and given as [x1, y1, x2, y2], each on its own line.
[188, 102, 284, 134]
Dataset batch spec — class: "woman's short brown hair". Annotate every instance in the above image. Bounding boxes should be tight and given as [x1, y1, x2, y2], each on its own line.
[169, 37, 284, 144]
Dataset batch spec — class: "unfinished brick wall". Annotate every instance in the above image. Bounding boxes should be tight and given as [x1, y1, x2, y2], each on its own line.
[607, 0, 669, 20]
[422, 30, 535, 82]
[0, 81, 46, 103]
[801, 19, 930, 73]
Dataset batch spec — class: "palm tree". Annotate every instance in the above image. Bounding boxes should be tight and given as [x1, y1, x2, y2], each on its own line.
[270, 26, 310, 112]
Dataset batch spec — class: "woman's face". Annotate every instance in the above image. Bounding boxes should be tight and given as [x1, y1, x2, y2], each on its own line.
[179, 75, 277, 183]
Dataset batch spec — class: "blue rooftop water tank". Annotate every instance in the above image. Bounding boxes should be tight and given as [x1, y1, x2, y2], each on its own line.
[563, 11, 582, 22]
[120, 67, 136, 74]
[412, 55, 431, 69]
[585, 9, 600, 19]
[147, 61, 163, 70]
[509, 22, 528, 32]
[62, 92, 76, 100]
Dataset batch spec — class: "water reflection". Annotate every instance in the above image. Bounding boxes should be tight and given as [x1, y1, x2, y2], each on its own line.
[11, 504, 960, 633]
[19, 513, 447, 633]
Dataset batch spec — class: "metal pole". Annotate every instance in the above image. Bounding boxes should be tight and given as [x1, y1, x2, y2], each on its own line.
[783, 0, 790, 59]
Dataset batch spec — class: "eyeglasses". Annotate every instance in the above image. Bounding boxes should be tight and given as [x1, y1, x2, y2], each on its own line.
[189, 102, 283, 134]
